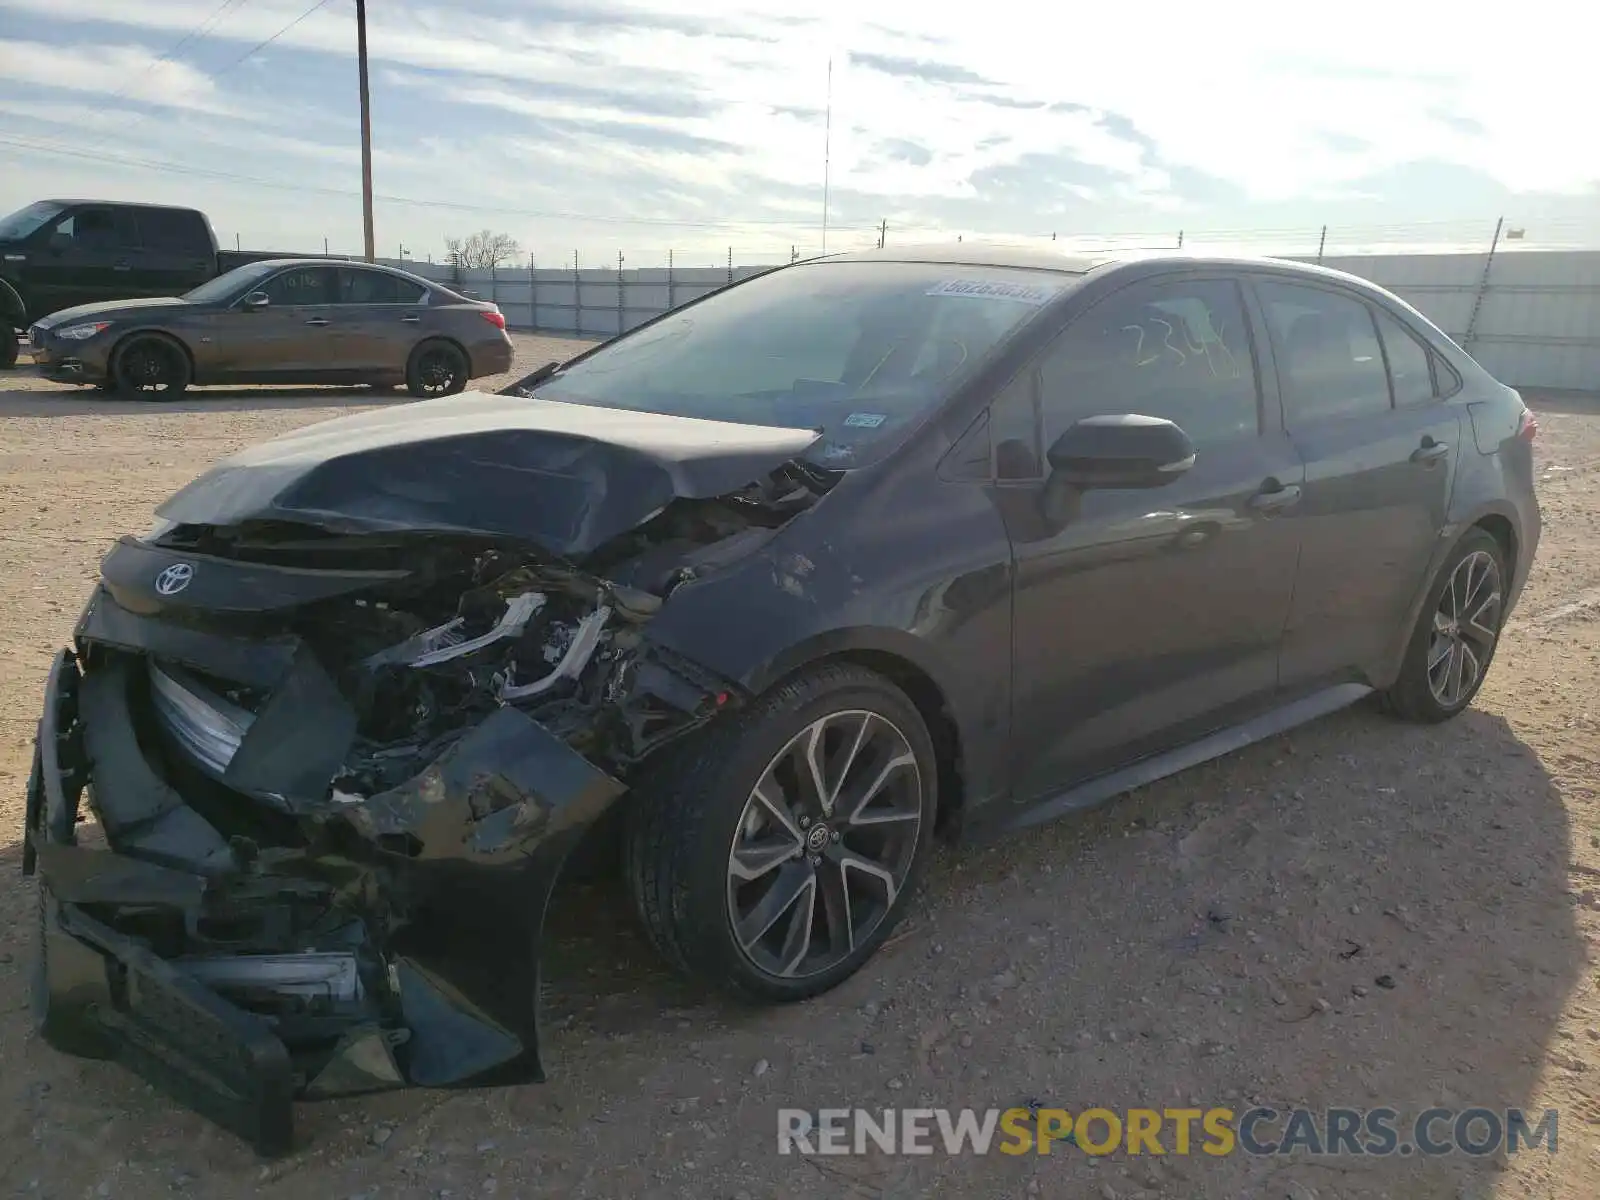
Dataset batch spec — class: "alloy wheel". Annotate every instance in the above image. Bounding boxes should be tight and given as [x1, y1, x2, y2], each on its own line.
[1426, 549, 1502, 708]
[726, 710, 924, 979]
[417, 349, 461, 396]
[118, 342, 178, 395]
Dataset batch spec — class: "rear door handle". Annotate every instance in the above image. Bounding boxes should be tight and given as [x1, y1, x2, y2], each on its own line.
[1248, 481, 1303, 512]
[304, 317, 330, 327]
[400, 314, 421, 323]
[1411, 437, 1450, 463]
[113, 262, 131, 271]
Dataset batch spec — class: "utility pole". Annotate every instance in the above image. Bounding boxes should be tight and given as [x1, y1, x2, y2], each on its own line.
[877, 219, 887, 249]
[356, 0, 376, 263]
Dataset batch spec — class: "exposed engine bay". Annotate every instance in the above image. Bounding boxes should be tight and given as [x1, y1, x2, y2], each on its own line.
[26, 429, 832, 1156]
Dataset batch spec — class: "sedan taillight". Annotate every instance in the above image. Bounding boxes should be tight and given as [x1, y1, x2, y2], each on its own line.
[480, 309, 506, 330]
[1517, 408, 1538, 442]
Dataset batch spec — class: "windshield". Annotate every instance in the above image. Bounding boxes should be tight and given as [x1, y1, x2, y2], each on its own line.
[182, 260, 280, 303]
[0, 201, 64, 241]
[530, 261, 1074, 468]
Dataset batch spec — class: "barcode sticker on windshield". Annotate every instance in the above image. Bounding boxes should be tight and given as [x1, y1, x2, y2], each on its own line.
[926, 279, 1061, 305]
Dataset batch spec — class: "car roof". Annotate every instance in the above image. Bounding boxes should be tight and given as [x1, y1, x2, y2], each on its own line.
[821, 243, 1104, 274]
[241, 257, 445, 287]
[42, 199, 202, 213]
[816, 244, 1390, 292]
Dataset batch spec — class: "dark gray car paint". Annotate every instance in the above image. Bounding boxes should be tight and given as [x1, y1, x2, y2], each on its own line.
[156, 392, 822, 557]
[22, 248, 1541, 1154]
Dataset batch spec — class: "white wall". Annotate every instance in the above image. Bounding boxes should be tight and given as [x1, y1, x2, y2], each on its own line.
[399, 249, 1600, 392]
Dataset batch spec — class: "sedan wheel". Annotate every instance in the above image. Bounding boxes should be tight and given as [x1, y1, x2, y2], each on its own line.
[113, 337, 190, 400]
[406, 341, 468, 398]
[1425, 549, 1502, 709]
[1383, 528, 1506, 722]
[626, 663, 938, 1001]
[727, 710, 923, 980]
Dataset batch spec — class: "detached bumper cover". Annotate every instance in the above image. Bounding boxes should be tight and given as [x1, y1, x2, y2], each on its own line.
[24, 646, 627, 1157]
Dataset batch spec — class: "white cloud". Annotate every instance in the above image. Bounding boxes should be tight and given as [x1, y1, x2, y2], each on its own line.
[0, 39, 232, 114]
[0, 0, 1596, 259]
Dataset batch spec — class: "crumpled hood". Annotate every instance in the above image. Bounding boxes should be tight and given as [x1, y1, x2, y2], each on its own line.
[33, 296, 192, 329]
[156, 391, 821, 557]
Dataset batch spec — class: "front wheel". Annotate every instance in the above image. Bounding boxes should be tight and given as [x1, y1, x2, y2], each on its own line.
[1382, 528, 1507, 722]
[625, 663, 938, 1002]
[405, 340, 468, 399]
[113, 335, 190, 400]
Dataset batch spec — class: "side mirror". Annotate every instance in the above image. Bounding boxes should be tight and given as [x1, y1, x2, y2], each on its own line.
[242, 291, 270, 310]
[1046, 414, 1195, 490]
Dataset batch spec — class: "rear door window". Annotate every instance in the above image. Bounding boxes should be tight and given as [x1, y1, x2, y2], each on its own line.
[138, 208, 208, 256]
[337, 268, 428, 305]
[1257, 281, 1391, 424]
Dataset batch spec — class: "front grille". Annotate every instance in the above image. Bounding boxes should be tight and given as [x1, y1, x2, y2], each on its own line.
[148, 663, 255, 777]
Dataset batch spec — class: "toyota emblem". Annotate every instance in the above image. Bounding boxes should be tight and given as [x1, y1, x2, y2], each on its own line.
[154, 562, 195, 596]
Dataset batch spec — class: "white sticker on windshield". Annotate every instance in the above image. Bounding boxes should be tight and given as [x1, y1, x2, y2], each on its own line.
[926, 279, 1061, 305]
[843, 412, 887, 428]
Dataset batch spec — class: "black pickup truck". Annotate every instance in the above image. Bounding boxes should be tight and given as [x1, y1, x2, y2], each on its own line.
[0, 199, 298, 369]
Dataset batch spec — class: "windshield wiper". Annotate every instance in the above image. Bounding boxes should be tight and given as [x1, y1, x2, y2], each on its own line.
[499, 360, 562, 396]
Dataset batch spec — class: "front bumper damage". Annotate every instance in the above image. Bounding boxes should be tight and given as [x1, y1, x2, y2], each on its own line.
[23, 596, 684, 1156]
[20, 400, 825, 1155]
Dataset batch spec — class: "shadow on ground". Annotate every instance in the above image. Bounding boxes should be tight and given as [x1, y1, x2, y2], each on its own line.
[0, 384, 411, 418]
[0, 688, 1582, 1198]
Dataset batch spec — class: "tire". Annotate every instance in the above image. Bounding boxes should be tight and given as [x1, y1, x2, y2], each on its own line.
[1, 324, 18, 370]
[625, 662, 938, 1003]
[1382, 528, 1507, 723]
[112, 335, 190, 401]
[405, 340, 468, 399]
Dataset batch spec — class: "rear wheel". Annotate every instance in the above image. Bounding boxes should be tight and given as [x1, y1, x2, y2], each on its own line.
[625, 663, 938, 1002]
[1382, 528, 1507, 722]
[1, 323, 18, 370]
[405, 340, 468, 399]
[113, 335, 191, 401]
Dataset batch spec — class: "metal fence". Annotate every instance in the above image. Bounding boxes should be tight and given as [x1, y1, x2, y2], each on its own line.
[389, 240, 1600, 393]
[392, 255, 780, 340]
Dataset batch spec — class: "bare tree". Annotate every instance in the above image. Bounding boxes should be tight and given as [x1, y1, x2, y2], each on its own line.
[444, 229, 522, 270]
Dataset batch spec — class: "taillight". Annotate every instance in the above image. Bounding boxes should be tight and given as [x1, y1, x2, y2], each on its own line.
[1517, 408, 1538, 442]
[480, 309, 506, 330]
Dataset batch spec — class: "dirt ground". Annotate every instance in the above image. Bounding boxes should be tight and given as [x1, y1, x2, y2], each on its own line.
[1, 336, 1598, 1199]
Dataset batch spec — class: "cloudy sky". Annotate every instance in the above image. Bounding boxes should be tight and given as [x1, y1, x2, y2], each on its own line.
[1, 0, 1596, 265]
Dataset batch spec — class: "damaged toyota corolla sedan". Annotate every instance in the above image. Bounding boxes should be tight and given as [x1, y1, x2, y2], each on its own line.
[23, 247, 1540, 1154]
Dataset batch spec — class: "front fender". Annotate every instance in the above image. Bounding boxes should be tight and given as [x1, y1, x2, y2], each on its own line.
[643, 506, 1016, 812]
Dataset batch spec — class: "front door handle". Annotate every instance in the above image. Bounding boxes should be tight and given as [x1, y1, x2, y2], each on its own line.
[113, 262, 131, 271]
[304, 317, 330, 327]
[1248, 481, 1303, 512]
[400, 314, 421, 323]
[1411, 437, 1450, 463]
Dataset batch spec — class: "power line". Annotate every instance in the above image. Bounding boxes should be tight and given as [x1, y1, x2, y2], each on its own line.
[84, 0, 338, 154]
[0, 133, 874, 233]
[201, 0, 339, 86]
[92, 0, 253, 116]
[85, 0, 256, 152]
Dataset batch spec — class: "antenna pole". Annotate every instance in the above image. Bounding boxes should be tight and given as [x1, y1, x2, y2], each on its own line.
[822, 57, 833, 255]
